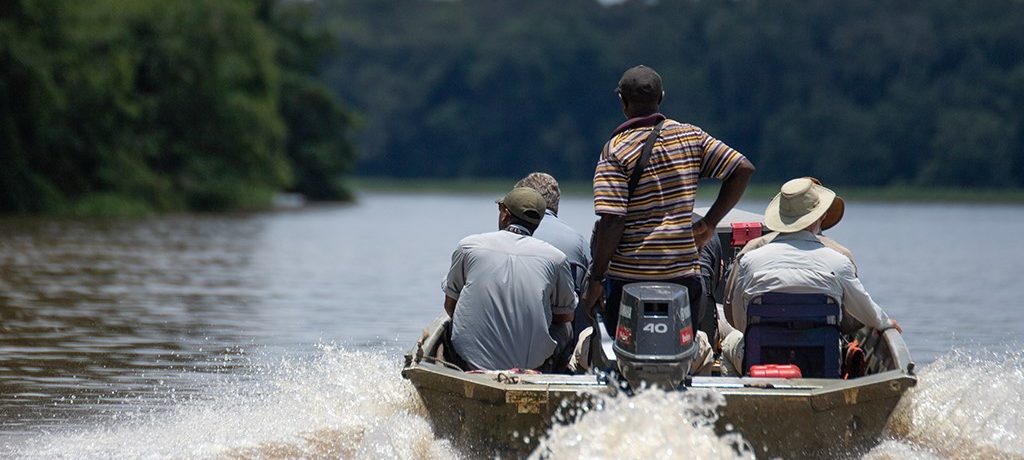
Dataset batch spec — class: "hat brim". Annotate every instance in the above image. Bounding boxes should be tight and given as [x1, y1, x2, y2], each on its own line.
[821, 195, 844, 231]
[764, 187, 837, 233]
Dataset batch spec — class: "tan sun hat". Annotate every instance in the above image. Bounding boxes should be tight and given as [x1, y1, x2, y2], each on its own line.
[804, 177, 845, 231]
[764, 178, 838, 233]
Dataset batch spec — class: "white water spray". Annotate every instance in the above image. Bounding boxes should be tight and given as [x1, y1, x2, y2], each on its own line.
[531, 387, 752, 459]
[11, 345, 458, 460]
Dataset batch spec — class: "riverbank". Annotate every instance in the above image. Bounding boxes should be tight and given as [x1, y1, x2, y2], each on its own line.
[354, 177, 1024, 204]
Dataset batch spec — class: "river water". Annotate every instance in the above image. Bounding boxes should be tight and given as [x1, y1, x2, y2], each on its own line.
[0, 191, 1021, 459]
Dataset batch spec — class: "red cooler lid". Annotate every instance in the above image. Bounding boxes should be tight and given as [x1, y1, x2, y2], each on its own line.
[748, 364, 802, 379]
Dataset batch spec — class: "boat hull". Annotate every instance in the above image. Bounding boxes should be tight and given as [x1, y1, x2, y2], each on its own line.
[402, 316, 916, 458]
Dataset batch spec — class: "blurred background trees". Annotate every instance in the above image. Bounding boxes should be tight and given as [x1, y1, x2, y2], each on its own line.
[323, 0, 1024, 188]
[2, 0, 1023, 214]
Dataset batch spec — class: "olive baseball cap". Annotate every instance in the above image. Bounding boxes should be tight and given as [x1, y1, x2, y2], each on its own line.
[497, 187, 547, 225]
[617, 65, 663, 104]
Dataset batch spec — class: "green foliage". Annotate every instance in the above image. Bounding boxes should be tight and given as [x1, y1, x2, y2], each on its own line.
[322, 0, 1024, 189]
[266, 1, 357, 201]
[0, 0, 356, 215]
[67, 193, 154, 218]
[279, 73, 357, 200]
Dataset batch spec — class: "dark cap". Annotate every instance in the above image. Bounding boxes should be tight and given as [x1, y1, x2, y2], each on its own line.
[617, 65, 663, 104]
[497, 187, 547, 226]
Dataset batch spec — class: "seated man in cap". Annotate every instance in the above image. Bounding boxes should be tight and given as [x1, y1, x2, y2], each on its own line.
[442, 187, 578, 371]
[720, 178, 901, 376]
[514, 172, 591, 372]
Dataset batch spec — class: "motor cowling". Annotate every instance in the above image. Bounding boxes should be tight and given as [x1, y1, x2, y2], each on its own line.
[613, 282, 697, 389]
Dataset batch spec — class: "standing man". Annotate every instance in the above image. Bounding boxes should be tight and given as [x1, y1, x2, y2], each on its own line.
[443, 187, 578, 371]
[583, 65, 756, 336]
[515, 172, 591, 371]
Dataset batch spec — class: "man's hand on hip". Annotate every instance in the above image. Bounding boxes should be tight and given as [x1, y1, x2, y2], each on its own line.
[693, 219, 714, 249]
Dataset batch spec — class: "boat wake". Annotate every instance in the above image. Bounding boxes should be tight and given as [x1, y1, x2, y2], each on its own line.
[9, 346, 1023, 459]
[531, 387, 753, 459]
[866, 348, 1024, 459]
[9, 345, 458, 460]
[535, 348, 1024, 459]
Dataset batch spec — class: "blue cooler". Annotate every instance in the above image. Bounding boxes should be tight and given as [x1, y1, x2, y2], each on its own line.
[742, 293, 842, 378]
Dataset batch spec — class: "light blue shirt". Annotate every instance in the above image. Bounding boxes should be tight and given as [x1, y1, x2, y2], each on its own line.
[443, 230, 578, 370]
[532, 210, 591, 294]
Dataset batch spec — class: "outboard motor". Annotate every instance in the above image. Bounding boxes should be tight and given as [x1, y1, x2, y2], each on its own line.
[613, 282, 697, 389]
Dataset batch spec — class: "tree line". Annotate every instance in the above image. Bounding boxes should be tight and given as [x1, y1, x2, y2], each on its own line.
[0, 0, 356, 214]
[3, 0, 1022, 216]
[321, 0, 1024, 188]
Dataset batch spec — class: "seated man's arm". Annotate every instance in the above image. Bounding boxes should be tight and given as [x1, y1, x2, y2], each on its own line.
[552, 258, 579, 324]
[553, 313, 573, 323]
[723, 264, 738, 326]
[725, 257, 752, 332]
[724, 251, 765, 329]
[441, 243, 468, 317]
[836, 261, 892, 331]
[444, 296, 457, 317]
[723, 235, 773, 327]
[818, 236, 858, 275]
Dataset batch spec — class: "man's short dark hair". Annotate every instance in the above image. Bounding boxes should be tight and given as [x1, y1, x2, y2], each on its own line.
[617, 65, 663, 105]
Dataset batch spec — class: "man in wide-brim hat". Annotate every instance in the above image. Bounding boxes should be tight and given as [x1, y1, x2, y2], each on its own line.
[720, 178, 901, 376]
[719, 177, 861, 339]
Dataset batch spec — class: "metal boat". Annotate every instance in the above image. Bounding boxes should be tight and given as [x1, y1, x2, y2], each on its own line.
[402, 314, 916, 458]
[403, 208, 916, 458]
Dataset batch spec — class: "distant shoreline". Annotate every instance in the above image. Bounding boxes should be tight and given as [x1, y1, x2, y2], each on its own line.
[353, 177, 1024, 204]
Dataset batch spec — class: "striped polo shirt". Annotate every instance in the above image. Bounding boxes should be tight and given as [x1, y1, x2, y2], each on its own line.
[593, 117, 747, 280]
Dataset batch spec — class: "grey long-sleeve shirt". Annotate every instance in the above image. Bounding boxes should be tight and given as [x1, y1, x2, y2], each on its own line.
[443, 230, 578, 370]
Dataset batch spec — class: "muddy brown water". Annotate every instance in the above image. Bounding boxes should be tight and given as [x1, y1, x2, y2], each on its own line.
[1, 192, 1021, 458]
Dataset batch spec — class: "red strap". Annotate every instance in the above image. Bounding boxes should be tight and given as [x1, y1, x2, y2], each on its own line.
[843, 338, 866, 380]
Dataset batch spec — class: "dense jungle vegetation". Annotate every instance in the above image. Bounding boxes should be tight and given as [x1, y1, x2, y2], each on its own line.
[323, 0, 1024, 188]
[3, 0, 1024, 215]
[0, 0, 356, 214]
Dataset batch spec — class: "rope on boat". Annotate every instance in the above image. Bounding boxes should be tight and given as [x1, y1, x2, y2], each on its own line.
[420, 354, 465, 372]
[496, 373, 521, 384]
[545, 382, 552, 416]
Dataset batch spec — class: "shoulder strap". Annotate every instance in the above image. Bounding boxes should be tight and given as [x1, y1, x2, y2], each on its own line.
[627, 120, 665, 201]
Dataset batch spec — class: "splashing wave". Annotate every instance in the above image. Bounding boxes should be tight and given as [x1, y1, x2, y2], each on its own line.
[11, 346, 1024, 459]
[11, 345, 459, 460]
[869, 349, 1024, 459]
[531, 387, 752, 459]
